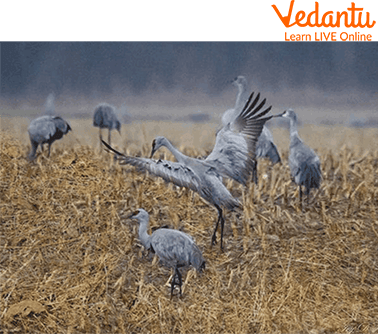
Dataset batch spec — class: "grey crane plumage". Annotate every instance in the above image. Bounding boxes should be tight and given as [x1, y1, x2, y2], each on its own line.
[27, 115, 72, 160]
[221, 76, 249, 126]
[93, 103, 121, 145]
[103, 91, 273, 249]
[277, 109, 321, 206]
[222, 76, 281, 184]
[256, 127, 281, 165]
[128, 209, 205, 297]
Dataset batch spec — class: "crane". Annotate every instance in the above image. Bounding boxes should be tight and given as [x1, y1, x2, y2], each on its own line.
[278, 109, 321, 207]
[93, 103, 121, 146]
[128, 209, 205, 297]
[103, 91, 273, 249]
[222, 76, 281, 184]
[28, 115, 71, 160]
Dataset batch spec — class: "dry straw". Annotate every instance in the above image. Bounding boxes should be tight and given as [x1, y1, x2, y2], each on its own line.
[1, 118, 378, 333]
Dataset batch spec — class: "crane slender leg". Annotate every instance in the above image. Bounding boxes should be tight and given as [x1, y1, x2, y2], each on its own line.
[252, 161, 258, 185]
[99, 128, 103, 149]
[299, 186, 304, 211]
[211, 205, 222, 245]
[28, 141, 38, 160]
[108, 129, 111, 146]
[211, 214, 221, 246]
[212, 205, 225, 249]
[220, 213, 225, 250]
[306, 187, 310, 206]
[170, 266, 182, 298]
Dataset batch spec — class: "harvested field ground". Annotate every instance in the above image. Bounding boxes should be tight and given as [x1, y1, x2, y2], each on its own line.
[1, 116, 378, 333]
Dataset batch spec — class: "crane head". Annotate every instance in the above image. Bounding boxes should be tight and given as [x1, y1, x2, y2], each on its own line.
[150, 139, 157, 158]
[231, 75, 247, 88]
[150, 136, 166, 159]
[115, 120, 121, 134]
[127, 208, 149, 221]
[275, 109, 296, 121]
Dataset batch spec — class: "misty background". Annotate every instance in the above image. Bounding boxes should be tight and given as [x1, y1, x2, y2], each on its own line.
[1, 42, 377, 125]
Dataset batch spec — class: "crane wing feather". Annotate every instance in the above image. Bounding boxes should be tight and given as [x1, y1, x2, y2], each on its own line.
[206, 92, 272, 185]
[102, 140, 204, 194]
[150, 229, 193, 265]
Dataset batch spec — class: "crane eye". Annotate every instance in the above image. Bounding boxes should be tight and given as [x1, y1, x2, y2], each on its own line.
[127, 210, 140, 219]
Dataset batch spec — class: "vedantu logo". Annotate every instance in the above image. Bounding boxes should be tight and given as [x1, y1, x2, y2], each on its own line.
[271, 0, 376, 41]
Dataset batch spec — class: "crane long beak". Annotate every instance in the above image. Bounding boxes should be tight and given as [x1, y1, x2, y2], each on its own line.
[150, 147, 157, 159]
[273, 111, 286, 118]
[126, 211, 138, 219]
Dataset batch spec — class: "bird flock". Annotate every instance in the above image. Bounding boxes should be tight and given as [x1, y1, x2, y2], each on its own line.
[27, 76, 322, 297]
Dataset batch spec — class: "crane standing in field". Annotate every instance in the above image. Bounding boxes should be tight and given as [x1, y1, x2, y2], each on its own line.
[93, 103, 121, 146]
[103, 91, 273, 249]
[222, 76, 281, 184]
[28, 115, 72, 160]
[278, 109, 321, 207]
[128, 209, 205, 297]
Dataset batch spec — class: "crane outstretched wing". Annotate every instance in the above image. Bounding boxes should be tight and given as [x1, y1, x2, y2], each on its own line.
[205, 92, 273, 185]
[102, 140, 205, 194]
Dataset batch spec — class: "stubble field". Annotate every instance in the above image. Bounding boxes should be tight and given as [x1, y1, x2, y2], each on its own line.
[1, 116, 378, 333]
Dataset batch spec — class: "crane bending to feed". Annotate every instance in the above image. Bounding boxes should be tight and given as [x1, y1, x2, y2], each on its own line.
[103, 91, 273, 249]
[222, 76, 281, 184]
[28, 115, 72, 160]
[128, 209, 205, 297]
[93, 103, 121, 146]
[277, 109, 321, 207]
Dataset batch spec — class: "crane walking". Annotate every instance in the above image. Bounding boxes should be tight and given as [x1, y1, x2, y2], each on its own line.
[28, 115, 71, 160]
[103, 91, 273, 249]
[277, 109, 321, 207]
[128, 209, 205, 297]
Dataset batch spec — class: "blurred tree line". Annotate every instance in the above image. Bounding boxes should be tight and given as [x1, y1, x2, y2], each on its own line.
[1, 42, 377, 98]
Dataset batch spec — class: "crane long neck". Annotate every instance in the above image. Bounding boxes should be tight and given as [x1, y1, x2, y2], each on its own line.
[163, 138, 188, 163]
[138, 218, 151, 249]
[289, 117, 301, 145]
[234, 82, 248, 111]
